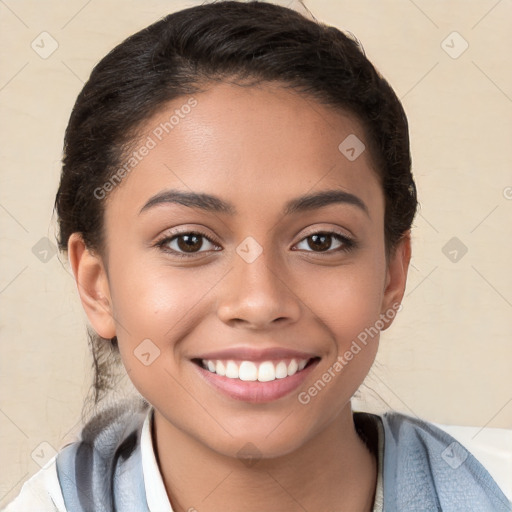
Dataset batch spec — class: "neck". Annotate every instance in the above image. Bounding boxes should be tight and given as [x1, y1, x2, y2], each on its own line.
[152, 404, 377, 512]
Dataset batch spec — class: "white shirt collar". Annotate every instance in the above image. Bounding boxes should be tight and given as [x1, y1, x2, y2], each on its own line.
[141, 406, 174, 512]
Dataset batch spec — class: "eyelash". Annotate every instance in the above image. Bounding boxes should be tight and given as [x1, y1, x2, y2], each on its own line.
[154, 229, 357, 259]
[155, 229, 221, 259]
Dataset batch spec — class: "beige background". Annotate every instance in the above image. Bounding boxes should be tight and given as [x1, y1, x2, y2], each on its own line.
[1, 0, 511, 506]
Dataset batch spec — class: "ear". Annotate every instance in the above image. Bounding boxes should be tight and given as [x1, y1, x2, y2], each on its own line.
[380, 230, 412, 330]
[67, 232, 116, 339]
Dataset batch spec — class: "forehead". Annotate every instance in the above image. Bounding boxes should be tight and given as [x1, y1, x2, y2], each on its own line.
[105, 82, 383, 222]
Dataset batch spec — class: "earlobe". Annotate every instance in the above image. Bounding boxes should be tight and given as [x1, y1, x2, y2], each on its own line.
[67, 233, 116, 339]
[380, 231, 412, 328]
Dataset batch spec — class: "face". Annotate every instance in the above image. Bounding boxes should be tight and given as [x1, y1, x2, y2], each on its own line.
[71, 82, 410, 459]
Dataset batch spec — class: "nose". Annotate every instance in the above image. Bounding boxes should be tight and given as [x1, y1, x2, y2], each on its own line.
[216, 243, 302, 330]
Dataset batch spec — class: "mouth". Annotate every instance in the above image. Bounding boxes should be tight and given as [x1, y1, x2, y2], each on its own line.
[191, 356, 321, 382]
[191, 356, 321, 403]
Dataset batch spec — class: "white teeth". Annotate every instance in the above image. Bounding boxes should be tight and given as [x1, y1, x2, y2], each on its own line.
[287, 359, 298, 376]
[225, 360, 239, 379]
[275, 361, 288, 379]
[215, 360, 226, 376]
[239, 361, 258, 381]
[200, 357, 313, 381]
[257, 361, 276, 382]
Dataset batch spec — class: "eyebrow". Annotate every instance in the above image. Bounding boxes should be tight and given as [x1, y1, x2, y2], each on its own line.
[139, 188, 369, 217]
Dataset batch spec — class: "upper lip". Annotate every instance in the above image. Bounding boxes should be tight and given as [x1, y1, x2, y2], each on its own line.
[192, 347, 319, 363]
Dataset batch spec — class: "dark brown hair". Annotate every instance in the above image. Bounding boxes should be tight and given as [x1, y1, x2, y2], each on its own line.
[54, 0, 417, 420]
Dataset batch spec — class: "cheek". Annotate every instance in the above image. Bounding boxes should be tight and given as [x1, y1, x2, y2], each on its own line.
[107, 256, 222, 348]
[295, 264, 384, 418]
[107, 261, 201, 399]
[306, 261, 386, 347]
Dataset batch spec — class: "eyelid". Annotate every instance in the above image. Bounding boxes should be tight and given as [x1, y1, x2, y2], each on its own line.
[154, 227, 221, 258]
[154, 225, 357, 259]
[298, 224, 354, 242]
[292, 229, 357, 254]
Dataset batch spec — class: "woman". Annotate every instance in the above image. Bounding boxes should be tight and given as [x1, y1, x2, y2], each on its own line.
[4, 2, 510, 511]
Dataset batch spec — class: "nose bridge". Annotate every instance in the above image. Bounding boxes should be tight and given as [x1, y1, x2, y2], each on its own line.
[216, 235, 301, 327]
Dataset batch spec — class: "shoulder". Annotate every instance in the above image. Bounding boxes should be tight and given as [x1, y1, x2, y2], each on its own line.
[1, 456, 65, 512]
[379, 411, 512, 511]
[2, 398, 151, 512]
[55, 397, 151, 511]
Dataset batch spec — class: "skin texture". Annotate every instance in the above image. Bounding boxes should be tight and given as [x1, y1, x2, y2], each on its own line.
[68, 82, 411, 512]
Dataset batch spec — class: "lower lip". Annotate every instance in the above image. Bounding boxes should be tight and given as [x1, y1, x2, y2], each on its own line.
[192, 359, 320, 403]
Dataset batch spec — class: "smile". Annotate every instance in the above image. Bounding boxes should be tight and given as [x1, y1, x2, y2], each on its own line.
[192, 356, 321, 403]
[195, 357, 317, 382]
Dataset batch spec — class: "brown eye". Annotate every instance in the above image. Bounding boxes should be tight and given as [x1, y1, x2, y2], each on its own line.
[176, 233, 204, 253]
[294, 231, 355, 253]
[307, 233, 332, 252]
[157, 231, 221, 258]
